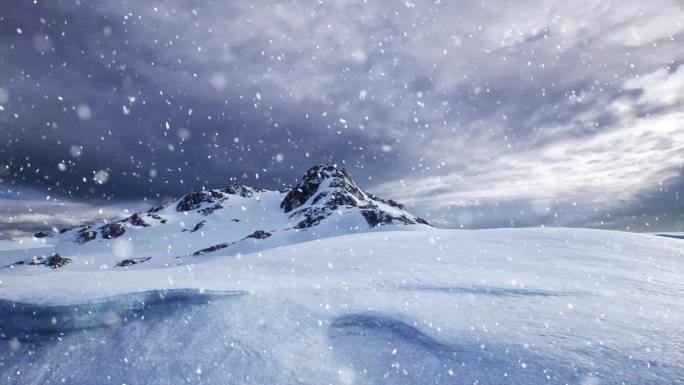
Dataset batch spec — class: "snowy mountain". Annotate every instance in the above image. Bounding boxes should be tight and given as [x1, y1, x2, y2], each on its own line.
[7, 164, 430, 271]
[0, 167, 682, 384]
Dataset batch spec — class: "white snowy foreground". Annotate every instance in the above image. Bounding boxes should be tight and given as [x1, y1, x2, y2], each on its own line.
[0, 227, 682, 385]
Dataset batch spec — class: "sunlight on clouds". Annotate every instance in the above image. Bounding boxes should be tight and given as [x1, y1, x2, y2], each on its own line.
[625, 67, 684, 108]
[0, 199, 137, 238]
[378, 111, 684, 213]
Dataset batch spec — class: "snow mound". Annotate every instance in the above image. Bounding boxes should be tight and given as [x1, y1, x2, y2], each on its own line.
[0, 228, 682, 384]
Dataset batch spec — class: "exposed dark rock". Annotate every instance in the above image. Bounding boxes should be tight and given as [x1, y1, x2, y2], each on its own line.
[147, 204, 166, 213]
[199, 203, 223, 216]
[386, 199, 406, 210]
[310, 191, 328, 205]
[176, 190, 224, 212]
[189, 221, 206, 233]
[193, 242, 231, 257]
[115, 257, 152, 267]
[281, 164, 353, 212]
[281, 182, 322, 213]
[293, 207, 330, 229]
[148, 214, 162, 220]
[6, 258, 36, 267]
[244, 230, 272, 240]
[231, 219, 240, 222]
[9, 254, 70, 269]
[396, 215, 417, 225]
[45, 254, 71, 268]
[75, 228, 97, 244]
[160, 219, 168, 224]
[28, 257, 43, 265]
[281, 164, 363, 213]
[328, 176, 365, 201]
[129, 213, 150, 227]
[280, 164, 429, 230]
[224, 183, 264, 197]
[361, 210, 394, 227]
[360, 210, 427, 227]
[101, 223, 126, 239]
[415, 217, 431, 225]
[33, 231, 51, 238]
[59, 225, 79, 234]
[366, 192, 409, 211]
[328, 191, 359, 208]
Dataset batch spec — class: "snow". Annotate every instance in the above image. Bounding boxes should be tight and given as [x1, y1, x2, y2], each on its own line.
[1, 227, 682, 384]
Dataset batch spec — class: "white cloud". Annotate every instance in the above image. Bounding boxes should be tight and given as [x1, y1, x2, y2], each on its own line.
[625, 67, 684, 108]
[377, 110, 684, 214]
[0, 198, 141, 238]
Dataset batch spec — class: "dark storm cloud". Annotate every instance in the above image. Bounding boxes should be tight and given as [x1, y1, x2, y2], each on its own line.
[0, 0, 683, 235]
[0, 0, 402, 200]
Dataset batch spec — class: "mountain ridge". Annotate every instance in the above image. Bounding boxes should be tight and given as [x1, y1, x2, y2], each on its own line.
[11, 164, 430, 271]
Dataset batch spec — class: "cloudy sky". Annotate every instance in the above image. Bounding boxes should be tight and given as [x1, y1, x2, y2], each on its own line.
[1, 0, 683, 237]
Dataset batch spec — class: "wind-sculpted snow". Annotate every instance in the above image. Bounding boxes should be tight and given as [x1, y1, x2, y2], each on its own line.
[401, 284, 576, 297]
[0, 290, 276, 385]
[329, 312, 683, 385]
[0, 227, 682, 384]
[329, 313, 584, 384]
[0, 289, 244, 337]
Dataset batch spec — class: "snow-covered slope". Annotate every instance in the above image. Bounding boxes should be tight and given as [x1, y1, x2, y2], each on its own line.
[1, 164, 429, 272]
[0, 169, 682, 384]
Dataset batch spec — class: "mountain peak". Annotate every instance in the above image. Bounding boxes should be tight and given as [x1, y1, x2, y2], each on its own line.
[281, 164, 429, 229]
[280, 164, 362, 213]
[303, 163, 348, 179]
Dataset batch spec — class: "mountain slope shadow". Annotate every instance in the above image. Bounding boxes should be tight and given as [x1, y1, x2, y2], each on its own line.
[0, 290, 291, 385]
[328, 313, 585, 385]
[401, 285, 577, 297]
[0, 289, 245, 338]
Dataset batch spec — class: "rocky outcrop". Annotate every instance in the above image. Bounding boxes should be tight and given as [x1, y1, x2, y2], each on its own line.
[116, 257, 152, 267]
[176, 190, 225, 212]
[223, 183, 265, 197]
[176, 184, 266, 213]
[129, 213, 151, 227]
[76, 227, 97, 244]
[244, 230, 272, 240]
[12, 254, 71, 269]
[101, 223, 126, 239]
[59, 225, 79, 234]
[281, 165, 363, 213]
[193, 242, 231, 257]
[199, 203, 223, 216]
[45, 254, 71, 268]
[189, 221, 206, 233]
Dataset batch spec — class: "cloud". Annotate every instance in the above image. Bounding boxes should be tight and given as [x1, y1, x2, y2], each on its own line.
[0, 0, 682, 230]
[0, 190, 143, 239]
[625, 66, 684, 108]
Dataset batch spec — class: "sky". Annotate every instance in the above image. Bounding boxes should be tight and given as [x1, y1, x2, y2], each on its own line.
[0, 0, 683, 237]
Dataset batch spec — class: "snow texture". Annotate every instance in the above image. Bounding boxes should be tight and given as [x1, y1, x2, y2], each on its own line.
[0, 166, 682, 384]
